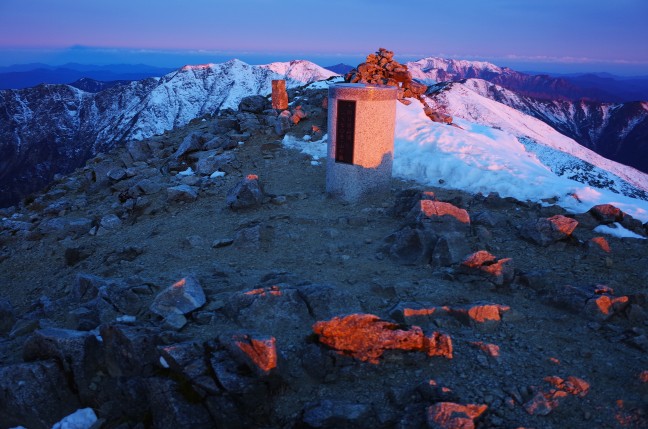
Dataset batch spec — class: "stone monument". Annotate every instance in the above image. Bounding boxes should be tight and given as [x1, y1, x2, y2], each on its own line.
[326, 83, 398, 202]
[271, 80, 288, 110]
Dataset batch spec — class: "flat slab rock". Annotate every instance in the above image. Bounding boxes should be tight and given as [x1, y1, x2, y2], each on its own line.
[312, 313, 452, 364]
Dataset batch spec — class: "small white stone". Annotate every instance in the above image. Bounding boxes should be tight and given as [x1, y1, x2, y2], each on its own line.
[302, 135, 312, 141]
[178, 167, 195, 176]
[159, 356, 170, 368]
[238, 141, 244, 145]
[311, 161, 320, 166]
[210, 171, 226, 179]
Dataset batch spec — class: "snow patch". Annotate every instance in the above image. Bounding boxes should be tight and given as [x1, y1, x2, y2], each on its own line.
[594, 223, 647, 240]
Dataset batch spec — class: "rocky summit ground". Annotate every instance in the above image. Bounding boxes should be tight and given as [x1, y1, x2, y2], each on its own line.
[0, 87, 647, 429]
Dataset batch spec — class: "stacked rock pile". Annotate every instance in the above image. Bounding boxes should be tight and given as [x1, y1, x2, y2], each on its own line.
[345, 48, 453, 124]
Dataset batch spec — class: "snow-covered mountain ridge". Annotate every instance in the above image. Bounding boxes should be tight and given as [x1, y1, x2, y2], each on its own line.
[0, 59, 335, 207]
[423, 79, 648, 197]
[441, 78, 648, 176]
[406, 57, 618, 101]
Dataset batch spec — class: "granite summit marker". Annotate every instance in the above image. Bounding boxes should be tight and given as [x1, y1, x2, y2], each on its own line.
[326, 83, 397, 202]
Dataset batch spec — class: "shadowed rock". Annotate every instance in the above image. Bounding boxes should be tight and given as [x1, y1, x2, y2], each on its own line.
[150, 276, 206, 318]
[460, 250, 514, 285]
[226, 174, 264, 210]
[589, 203, 623, 224]
[301, 400, 372, 429]
[520, 215, 578, 246]
[0, 360, 81, 429]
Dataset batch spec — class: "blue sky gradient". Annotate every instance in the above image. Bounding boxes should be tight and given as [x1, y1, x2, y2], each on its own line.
[1, 0, 647, 74]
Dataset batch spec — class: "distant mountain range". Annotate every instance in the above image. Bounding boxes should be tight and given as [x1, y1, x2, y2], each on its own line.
[406, 58, 648, 103]
[1, 56, 647, 209]
[0, 63, 175, 90]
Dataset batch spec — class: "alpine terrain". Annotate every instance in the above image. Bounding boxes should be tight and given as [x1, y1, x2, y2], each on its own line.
[0, 50, 647, 429]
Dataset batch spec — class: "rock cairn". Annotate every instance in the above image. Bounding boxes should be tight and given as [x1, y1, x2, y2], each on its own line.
[345, 48, 453, 124]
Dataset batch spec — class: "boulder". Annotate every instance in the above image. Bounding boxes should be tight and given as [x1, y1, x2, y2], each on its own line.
[407, 200, 470, 235]
[274, 110, 293, 135]
[226, 174, 264, 210]
[588, 203, 623, 224]
[236, 112, 262, 133]
[233, 222, 274, 249]
[312, 313, 449, 364]
[301, 400, 372, 429]
[430, 233, 471, 267]
[238, 95, 269, 114]
[193, 151, 236, 175]
[0, 360, 81, 429]
[150, 276, 206, 318]
[22, 327, 103, 403]
[133, 178, 163, 195]
[387, 226, 434, 265]
[167, 184, 198, 202]
[173, 131, 204, 159]
[460, 250, 515, 285]
[146, 377, 214, 428]
[100, 214, 122, 230]
[100, 324, 161, 377]
[519, 215, 578, 246]
[224, 285, 312, 335]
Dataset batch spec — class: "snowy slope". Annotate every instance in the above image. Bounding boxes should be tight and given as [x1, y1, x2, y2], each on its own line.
[0, 59, 335, 207]
[101, 59, 336, 142]
[423, 80, 648, 196]
[393, 100, 648, 222]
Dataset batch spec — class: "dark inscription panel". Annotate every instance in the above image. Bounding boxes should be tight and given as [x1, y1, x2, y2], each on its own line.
[335, 100, 356, 164]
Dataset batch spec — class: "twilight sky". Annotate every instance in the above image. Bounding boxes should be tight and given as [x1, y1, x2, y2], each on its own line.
[1, 0, 647, 74]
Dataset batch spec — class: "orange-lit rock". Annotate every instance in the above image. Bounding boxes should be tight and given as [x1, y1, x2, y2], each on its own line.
[614, 399, 648, 427]
[460, 251, 514, 285]
[470, 341, 500, 357]
[425, 332, 453, 359]
[523, 390, 565, 416]
[244, 285, 282, 297]
[312, 314, 428, 364]
[403, 308, 437, 318]
[640, 370, 648, 383]
[544, 376, 590, 397]
[233, 334, 277, 375]
[520, 215, 578, 246]
[592, 295, 629, 316]
[462, 250, 496, 268]
[589, 203, 623, 223]
[584, 293, 629, 320]
[589, 236, 611, 253]
[467, 304, 510, 323]
[426, 402, 487, 429]
[548, 215, 578, 236]
[525, 375, 590, 415]
[417, 200, 470, 224]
